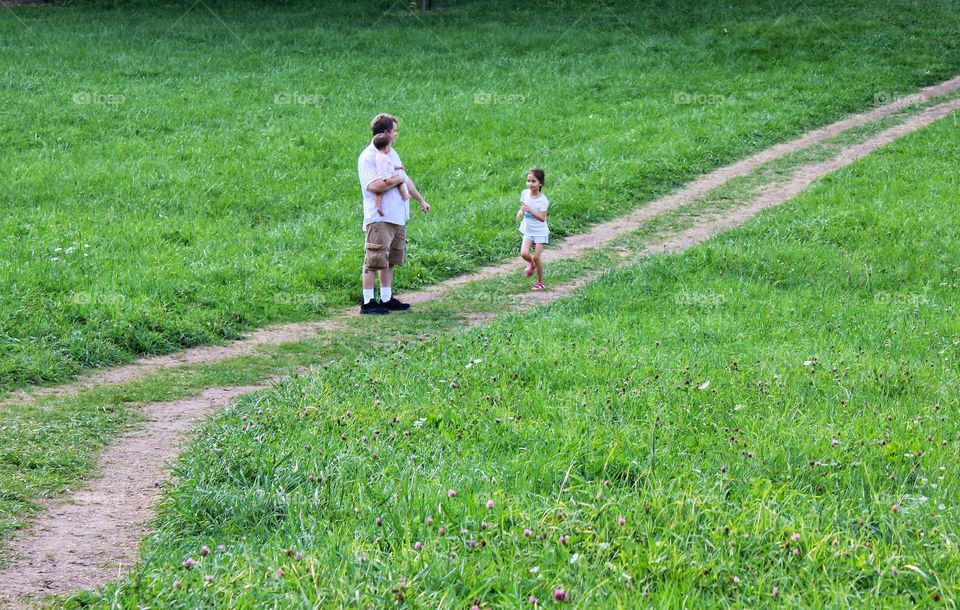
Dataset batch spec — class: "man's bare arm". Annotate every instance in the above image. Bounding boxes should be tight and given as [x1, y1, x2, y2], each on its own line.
[406, 177, 431, 213]
[366, 174, 405, 194]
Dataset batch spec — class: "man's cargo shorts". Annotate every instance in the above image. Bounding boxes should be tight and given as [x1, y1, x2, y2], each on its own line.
[364, 221, 406, 271]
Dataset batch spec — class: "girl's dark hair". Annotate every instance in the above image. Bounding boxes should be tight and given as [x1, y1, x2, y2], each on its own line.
[528, 167, 545, 186]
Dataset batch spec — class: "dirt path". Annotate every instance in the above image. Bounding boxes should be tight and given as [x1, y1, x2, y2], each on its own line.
[4, 73, 959, 410]
[0, 382, 278, 609]
[0, 88, 958, 608]
[516, 92, 960, 308]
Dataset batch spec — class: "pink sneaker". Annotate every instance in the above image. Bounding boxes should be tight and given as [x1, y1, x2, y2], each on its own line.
[532, 281, 545, 291]
[524, 261, 535, 277]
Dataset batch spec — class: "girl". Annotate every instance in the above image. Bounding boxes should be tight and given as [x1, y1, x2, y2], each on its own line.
[516, 167, 549, 290]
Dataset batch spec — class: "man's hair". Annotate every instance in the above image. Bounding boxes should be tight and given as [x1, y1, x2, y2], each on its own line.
[528, 167, 546, 186]
[372, 132, 391, 151]
[371, 113, 398, 136]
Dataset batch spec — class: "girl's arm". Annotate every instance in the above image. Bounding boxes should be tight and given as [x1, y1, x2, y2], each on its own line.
[525, 207, 547, 222]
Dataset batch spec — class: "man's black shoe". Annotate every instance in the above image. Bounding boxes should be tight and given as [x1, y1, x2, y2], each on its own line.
[381, 297, 411, 311]
[360, 300, 389, 315]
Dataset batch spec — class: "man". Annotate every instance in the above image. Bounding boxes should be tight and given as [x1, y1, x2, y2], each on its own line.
[358, 113, 431, 314]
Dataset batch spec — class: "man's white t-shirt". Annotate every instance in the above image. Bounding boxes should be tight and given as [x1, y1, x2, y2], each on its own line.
[358, 142, 408, 230]
[518, 189, 549, 237]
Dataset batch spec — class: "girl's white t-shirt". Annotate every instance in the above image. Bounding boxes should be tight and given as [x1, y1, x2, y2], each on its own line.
[518, 189, 549, 237]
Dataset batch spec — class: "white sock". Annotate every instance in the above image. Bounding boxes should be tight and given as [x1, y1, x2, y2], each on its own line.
[380, 286, 392, 302]
[363, 289, 375, 304]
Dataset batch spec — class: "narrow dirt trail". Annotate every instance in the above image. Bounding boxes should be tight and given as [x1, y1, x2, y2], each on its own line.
[0, 382, 278, 609]
[4, 74, 959, 411]
[0, 88, 958, 608]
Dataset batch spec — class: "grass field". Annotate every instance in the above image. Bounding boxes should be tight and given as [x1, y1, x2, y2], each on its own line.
[2, 0, 960, 392]
[0, 95, 888, 552]
[59, 105, 960, 608]
[1, 92, 954, 551]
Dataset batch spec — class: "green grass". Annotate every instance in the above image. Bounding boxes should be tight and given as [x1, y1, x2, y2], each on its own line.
[3, 0, 960, 392]
[0, 87, 951, 554]
[0, 317, 453, 546]
[61, 107, 960, 608]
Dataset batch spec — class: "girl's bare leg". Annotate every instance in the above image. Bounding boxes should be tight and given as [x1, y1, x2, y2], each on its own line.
[519, 238, 534, 263]
[533, 243, 545, 283]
